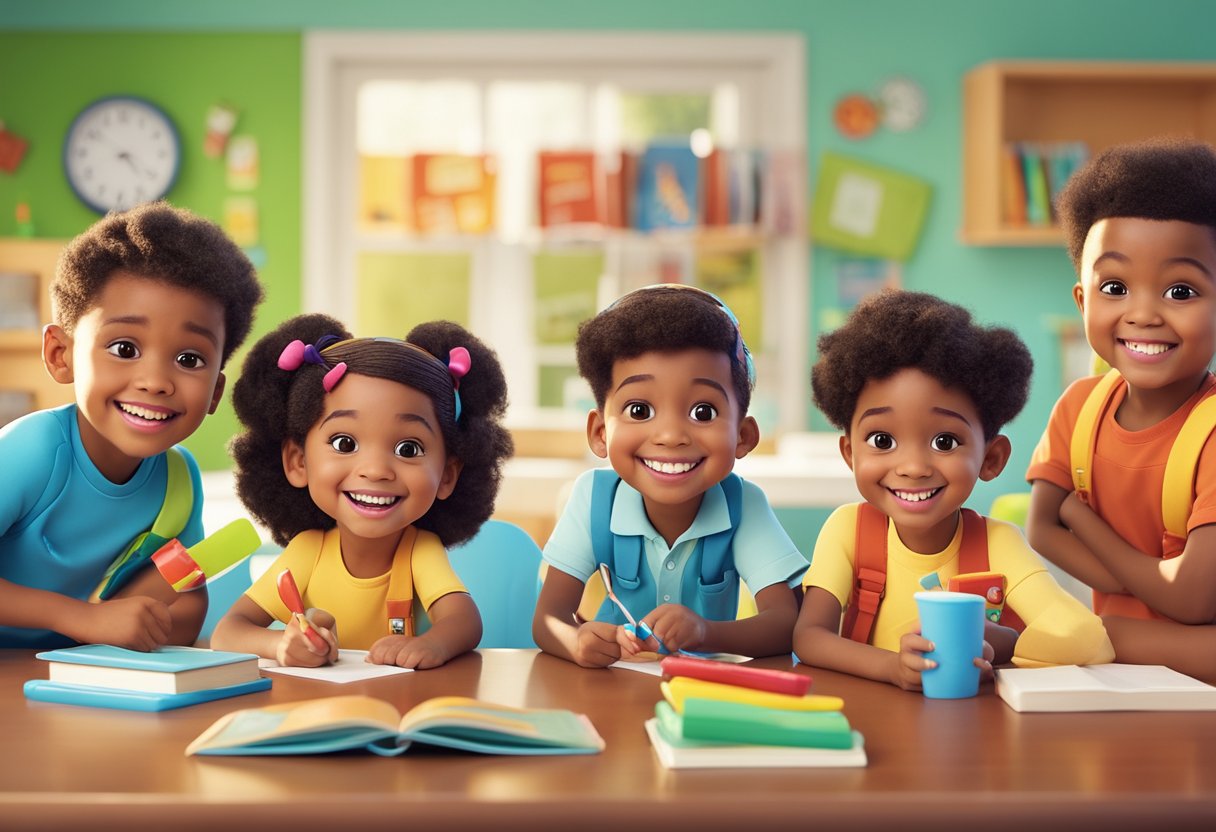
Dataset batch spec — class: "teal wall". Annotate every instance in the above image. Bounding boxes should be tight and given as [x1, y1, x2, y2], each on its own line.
[3, 0, 1216, 523]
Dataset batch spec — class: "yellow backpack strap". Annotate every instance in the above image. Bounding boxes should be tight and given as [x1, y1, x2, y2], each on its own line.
[1160, 392, 1216, 558]
[385, 526, 418, 637]
[1069, 369, 1123, 502]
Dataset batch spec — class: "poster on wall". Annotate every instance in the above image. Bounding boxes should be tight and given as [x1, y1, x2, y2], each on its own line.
[810, 152, 931, 262]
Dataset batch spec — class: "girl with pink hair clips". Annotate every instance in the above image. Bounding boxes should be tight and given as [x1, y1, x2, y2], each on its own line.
[211, 314, 512, 669]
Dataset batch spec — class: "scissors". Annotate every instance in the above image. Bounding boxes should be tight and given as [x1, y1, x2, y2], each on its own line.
[276, 568, 329, 652]
[597, 564, 710, 657]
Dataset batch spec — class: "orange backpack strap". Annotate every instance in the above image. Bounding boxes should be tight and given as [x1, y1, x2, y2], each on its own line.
[385, 526, 417, 637]
[1069, 369, 1123, 504]
[842, 503, 889, 644]
[957, 509, 989, 573]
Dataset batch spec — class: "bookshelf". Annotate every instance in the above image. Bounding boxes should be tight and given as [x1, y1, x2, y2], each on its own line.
[0, 238, 70, 425]
[961, 61, 1216, 246]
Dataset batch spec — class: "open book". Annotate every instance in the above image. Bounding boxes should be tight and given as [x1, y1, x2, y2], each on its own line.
[187, 694, 605, 757]
[995, 663, 1216, 713]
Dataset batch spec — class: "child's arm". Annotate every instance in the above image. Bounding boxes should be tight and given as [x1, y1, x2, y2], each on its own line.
[108, 563, 207, 645]
[532, 567, 621, 667]
[639, 582, 799, 657]
[793, 587, 930, 690]
[367, 591, 482, 669]
[0, 577, 172, 651]
[1027, 479, 1125, 593]
[1101, 615, 1216, 683]
[210, 594, 337, 666]
[1060, 492, 1216, 623]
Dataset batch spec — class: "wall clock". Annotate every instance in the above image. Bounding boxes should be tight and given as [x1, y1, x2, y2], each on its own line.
[62, 96, 181, 214]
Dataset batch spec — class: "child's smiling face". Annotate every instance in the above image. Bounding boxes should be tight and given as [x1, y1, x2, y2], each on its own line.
[1075, 217, 1216, 415]
[841, 367, 1009, 554]
[48, 271, 226, 484]
[588, 348, 758, 539]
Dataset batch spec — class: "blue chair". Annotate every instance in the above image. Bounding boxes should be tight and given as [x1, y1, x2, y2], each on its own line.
[197, 544, 282, 644]
[448, 519, 543, 648]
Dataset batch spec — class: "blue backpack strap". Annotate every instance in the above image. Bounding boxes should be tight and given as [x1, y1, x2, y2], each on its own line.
[589, 469, 643, 584]
[696, 473, 743, 585]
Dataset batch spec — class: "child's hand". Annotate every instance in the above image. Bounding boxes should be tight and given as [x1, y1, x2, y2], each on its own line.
[975, 639, 996, 681]
[82, 596, 173, 651]
[275, 608, 337, 667]
[367, 634, 451, 669]
[644, 604, 708, 653]
[572, 620, 622, 668]
[615, 623, 648, 657]
[1059, 490, 1091, 530]
[892, 631, 935, 691]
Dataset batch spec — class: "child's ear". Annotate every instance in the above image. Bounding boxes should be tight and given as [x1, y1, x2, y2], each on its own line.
[207, 372, 227, 415]
[979, 434, 1012, 482]
[282, 439, 309, 488]
[586, 409, 608, 459]
[734, 415, 760, 459]
[436, 457, 463, 500]
[42, 324, 74, 385]
[838, 433, 856, 472]
[1072, 281, 1085, 315]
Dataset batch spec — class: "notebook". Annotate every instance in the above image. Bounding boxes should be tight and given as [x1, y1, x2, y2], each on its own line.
[995, 663, 1216, 713]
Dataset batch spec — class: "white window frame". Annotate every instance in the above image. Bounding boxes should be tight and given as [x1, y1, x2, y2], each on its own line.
[303, 31, 808, 435]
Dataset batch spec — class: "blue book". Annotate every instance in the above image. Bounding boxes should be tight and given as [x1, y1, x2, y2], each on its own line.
[186, 694, 605, 757]
[33, 644, 263, 695]
[635, 143, 700, 231]
[23, 677, 272, 712]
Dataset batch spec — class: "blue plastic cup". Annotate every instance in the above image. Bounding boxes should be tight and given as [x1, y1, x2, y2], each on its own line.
[914, 591, 985, 699]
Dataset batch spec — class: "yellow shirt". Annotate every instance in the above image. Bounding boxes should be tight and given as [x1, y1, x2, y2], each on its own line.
[245, 526, 467, 649]
[803, 503, 1114, 668]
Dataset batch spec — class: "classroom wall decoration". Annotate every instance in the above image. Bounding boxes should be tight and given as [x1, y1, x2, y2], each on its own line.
[810, 151, 931, 262]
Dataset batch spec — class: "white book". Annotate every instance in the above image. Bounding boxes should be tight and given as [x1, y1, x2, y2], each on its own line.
[644, 718, 867, 769]
[995, 663, 1216, 713]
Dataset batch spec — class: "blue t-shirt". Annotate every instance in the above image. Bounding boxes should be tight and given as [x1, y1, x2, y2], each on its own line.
[544, 468, 808, 619]
[0, 405, 204, 648]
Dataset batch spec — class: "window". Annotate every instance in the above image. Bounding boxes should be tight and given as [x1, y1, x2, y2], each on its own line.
[305, 33, 807, 444]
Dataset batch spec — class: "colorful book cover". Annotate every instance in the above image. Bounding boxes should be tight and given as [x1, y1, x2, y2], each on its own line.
[36, 644, 258, 673]
[701, 148, 729, 226]
[411, 154, 496, 234]
[635, 144, 700, 231]
[1002, 143, 1028, 226]
[537, 151, 600, 226]
[604, 150, 637, 229]
[1020, 142, 1051, 226]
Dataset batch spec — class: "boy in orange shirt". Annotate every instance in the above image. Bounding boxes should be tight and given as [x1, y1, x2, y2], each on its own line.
[1027, 138, 1216, 682]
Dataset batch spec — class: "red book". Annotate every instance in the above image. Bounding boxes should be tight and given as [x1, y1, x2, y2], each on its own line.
[538, 151, 599, 227]
[660, 656, 811, 696]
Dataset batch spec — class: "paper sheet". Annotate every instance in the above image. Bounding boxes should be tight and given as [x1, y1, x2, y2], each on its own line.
[258, 649, 414, 683]
[610, 652, 752, 676]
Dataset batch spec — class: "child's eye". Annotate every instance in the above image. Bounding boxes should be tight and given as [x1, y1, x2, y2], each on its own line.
[625, 402, 654, 421]
[932, 433, 961, 452]
[329, 434, 357, 453]
[865, 432, 896, 451]
[176, 351, 207, 370]
[689, 403, 718, 422]
[1165, 284, 1199, 301]
[395, 439, 424, 459]
[1098, 280, 1128, 296]
[106, 340, 140, 359]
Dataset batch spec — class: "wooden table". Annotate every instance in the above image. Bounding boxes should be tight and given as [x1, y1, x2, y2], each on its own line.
[2, 649, 1214, 830]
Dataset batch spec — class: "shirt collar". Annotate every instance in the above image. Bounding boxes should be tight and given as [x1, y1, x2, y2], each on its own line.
[609, 477, 732, 546]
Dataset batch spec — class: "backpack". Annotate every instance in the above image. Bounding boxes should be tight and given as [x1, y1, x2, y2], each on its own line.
[841, 502, 1022, 644]
[1070, 368, 1216, 558]
[588, 469, 743, 624]
[92, 447, 192, 601]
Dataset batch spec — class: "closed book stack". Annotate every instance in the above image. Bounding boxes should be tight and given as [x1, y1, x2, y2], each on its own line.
[25, 644, 270, 712]
[646, 656, 867, 768]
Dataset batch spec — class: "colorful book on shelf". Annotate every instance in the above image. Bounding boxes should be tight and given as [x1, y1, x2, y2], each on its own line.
[604, 150, 637, 229]
[537, 151, 600, 227]
[25, 644, 270, 712]
[646, 702, 866, 769]
[635, 143, 700, 231]
[411, 153, 496, 234]
[701, 148, 729, 226]
[995, 663, 1216, 713]
[1001, 143, 1028, 226]
[1019, 142, 1052, 226]
[186, 694, 606, 757]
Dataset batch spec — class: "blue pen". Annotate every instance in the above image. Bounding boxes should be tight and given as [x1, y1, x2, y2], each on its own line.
[598, 565, 711, 657]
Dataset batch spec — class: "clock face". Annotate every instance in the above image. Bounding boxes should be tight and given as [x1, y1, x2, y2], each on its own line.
[63, 96, 181, 214]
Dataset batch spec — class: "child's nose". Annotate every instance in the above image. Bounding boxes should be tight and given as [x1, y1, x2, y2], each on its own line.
[894, 448, 933, 478]
[356, 453, 396, 480]
[134, 364, 174, 396]
[652, 413, 691, 445]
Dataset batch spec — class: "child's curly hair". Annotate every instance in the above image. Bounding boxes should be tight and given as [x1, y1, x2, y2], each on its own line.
[811, 290, 1032, 441]
[576, 285, 753, 413]
[51, 201, 263, 367]
[230, 314, 513, 548]
[1057, 137, 1216, 270]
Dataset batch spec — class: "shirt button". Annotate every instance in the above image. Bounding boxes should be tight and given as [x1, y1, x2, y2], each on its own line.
[665, 561, 675, 570]
[663, 595, 671, 602]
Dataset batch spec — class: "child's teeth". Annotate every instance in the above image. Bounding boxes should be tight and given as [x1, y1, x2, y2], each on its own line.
[119, 403, 171, 421]
[644, 460, 696, 474]
[349, 493, 397, 506]
[895, 489, 937, 502]
[1125, 341, 1171, 356]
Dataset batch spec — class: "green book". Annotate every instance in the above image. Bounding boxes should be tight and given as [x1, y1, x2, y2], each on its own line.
[658, 698, 855, 749]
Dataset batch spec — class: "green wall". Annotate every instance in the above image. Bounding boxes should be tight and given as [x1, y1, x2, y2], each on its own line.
[3, 0, 1216, 519]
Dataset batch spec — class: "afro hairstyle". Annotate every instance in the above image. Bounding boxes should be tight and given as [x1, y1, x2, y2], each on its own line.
[1056, 137, 1216, 270]
[811, 290, 1032, 441]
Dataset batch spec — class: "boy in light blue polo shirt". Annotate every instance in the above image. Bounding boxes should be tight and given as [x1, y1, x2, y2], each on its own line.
[533, 285, 807, 667]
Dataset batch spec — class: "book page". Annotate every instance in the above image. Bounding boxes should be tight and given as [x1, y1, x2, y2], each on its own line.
[258, 649, 414, 683]
[187, 694, 401, 755]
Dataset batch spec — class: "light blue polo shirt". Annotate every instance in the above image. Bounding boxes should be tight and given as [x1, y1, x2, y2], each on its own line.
[543, 468, 807, 612]
[0, 405, 205, 648]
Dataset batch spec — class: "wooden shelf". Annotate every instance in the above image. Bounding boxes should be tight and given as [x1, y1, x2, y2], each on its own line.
[962, 61, 1216, 247]
[0, 238, 71, 421]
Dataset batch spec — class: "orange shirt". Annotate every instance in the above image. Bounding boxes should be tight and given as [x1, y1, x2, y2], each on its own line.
[1027, 373, 1216, 620]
